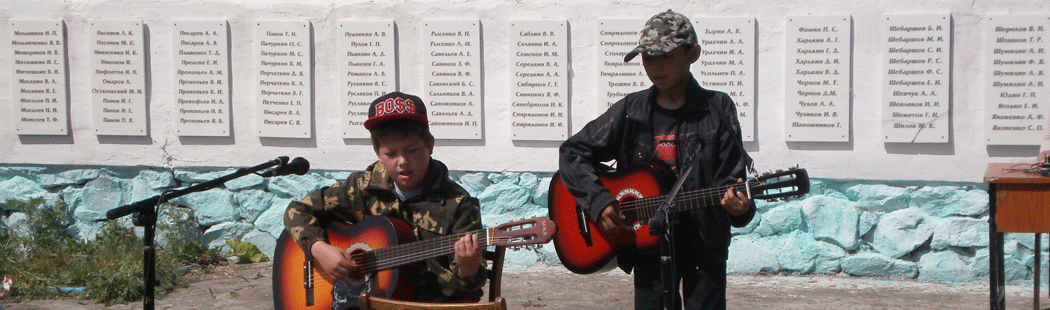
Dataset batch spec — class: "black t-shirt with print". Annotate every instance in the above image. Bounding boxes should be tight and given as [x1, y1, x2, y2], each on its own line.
[651, 103, 681, 175]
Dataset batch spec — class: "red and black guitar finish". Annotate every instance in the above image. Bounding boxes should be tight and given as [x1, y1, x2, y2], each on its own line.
[548, 164, 809, 274]
[272, 216, 555, 310]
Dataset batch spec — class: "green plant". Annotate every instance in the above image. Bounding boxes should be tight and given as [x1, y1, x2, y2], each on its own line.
[0, 198, 83, 299]
[225, 238, 270, 264]
[0, 199, 225, 306]
[158, 206, 223, 266]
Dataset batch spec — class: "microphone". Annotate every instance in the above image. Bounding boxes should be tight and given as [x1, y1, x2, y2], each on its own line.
[261, 157, 310, 177]
[1041, 155, 1050, 176]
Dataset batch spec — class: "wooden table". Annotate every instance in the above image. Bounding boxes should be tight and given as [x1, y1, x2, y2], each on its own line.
[984, 163, 1050, 310]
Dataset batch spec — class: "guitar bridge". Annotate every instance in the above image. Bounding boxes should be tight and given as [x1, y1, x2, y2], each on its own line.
[304, 259, 314, 306]
[744, 179, 752, 199]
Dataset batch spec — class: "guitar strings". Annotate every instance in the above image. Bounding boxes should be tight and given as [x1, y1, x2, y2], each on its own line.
[615, 181, 758, 217]
[347, 229, 486, 272]
[346, 228, 524, 273]
[353, 236, 524, 272]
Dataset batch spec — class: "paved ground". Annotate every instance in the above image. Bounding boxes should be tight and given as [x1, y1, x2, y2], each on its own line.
[1, 262, 1048, 309]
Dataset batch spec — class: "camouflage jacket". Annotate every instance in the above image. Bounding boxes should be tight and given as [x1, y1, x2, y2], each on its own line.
[283, 158, 485, 302]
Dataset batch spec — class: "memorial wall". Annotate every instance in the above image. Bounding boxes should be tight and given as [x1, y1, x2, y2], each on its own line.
[2, 0, 1049, 182]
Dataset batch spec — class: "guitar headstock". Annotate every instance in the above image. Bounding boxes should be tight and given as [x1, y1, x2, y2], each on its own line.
[490, 216, 556, 250]
[752, 165, 810, 202]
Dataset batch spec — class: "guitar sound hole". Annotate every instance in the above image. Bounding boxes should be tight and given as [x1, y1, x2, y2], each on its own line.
[344, 245, 372, 284]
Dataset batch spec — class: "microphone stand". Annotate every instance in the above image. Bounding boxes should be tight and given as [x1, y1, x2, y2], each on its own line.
[105, 156, 288, 310]
[649, 164, 693, 310]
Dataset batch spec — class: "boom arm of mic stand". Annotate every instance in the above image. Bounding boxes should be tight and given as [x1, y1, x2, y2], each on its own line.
[106, 157, 287, 220]
[104, 156, 287, 310]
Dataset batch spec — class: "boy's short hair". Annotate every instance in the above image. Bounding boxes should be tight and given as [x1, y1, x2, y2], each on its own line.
[365, 92, 434, 149]
[624, 9, 698, 62]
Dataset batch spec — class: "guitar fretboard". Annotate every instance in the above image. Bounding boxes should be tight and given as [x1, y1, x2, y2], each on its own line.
[355, 228, 492, 274]
[622, 180, 759, 220]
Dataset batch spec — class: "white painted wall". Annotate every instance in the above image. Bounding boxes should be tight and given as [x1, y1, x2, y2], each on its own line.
[1, 0, 1048, 182]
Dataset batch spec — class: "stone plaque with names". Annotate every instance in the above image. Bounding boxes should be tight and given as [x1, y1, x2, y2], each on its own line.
[785, 15, 852, 142]
[423, 20, 482, 140]
[694, 17, 756, 141]
[984, 15, 1050, 145]
[173, 20, 230, 137]
[91, 20, 147, 136]
[339, 20, 397, 139]
[11, 20, 68, 135]
[596, 19, 648, 113]
[881, 14, 951, 143]
[255, 21, 311, 138]
[509, 20, 568, 141]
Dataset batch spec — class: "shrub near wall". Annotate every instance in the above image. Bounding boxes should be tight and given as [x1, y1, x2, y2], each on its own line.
[0, 165, 1044, 284]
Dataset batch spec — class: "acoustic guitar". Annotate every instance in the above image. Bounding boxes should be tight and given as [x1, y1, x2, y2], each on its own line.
[548, 164, 809, 274]
[273, 216, 555, 310]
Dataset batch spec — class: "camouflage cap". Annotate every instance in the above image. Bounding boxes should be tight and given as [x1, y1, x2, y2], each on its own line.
[623, 10, 698, 63]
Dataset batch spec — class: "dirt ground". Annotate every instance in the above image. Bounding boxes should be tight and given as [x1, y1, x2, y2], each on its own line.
[2, 262, 1048, 309]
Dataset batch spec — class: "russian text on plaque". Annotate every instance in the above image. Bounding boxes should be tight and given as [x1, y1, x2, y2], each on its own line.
[423, 20, 482, 140]
[11, 20, 69, 135]
[91, 19, 147, 136]
[339, 20, 397, 139]
[596, 19, 648, 113]
[785, 15, 852, 142]
[694, 16, 757, 142]
[983, 15, 1050, 145]
[881, 14, 951, 143]
[509, 20, 568, 141]
[173, 20, 231, 137]
[255, 20, 312, 139]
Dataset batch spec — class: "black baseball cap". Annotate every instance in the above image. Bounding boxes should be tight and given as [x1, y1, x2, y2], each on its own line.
[364, 92, 429, 130]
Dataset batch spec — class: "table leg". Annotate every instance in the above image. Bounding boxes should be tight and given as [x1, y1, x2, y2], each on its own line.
[1036, 233, 1041, 310]
[990, 184, 1005, 310]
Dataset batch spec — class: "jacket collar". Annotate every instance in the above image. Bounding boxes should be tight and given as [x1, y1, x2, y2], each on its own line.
[626, 73, 709, 125]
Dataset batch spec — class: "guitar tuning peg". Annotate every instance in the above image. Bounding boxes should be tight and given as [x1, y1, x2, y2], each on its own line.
[536, 244, 543, 249]
[766, 199, 776, 202]
[795, 194, 805, 199]
[793, 164, 800, 169]
[775, 169, 784, 173]
[512, 246, 521, 251]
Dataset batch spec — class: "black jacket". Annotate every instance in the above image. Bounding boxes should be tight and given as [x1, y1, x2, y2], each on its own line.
[558, 74, 755, 264]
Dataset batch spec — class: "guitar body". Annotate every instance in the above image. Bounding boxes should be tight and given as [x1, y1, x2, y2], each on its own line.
[549, 164, 666, 274]
[272, 214, 557, 309]
[550, 164, 810, 275]
[273, 216, 418, 310]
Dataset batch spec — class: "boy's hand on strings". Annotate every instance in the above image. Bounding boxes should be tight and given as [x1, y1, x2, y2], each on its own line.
[598, 203, 626, 234]
[721, 178, 750, 217]
[454, 233, 483, 277]
[311, 241, 356, 281]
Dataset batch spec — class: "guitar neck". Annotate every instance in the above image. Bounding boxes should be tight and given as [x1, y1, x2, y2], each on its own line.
[360, 228, 491, 274]
[632, 181, 756, 220]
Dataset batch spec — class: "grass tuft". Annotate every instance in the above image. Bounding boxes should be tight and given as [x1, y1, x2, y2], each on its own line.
[0, 198, 231, 306]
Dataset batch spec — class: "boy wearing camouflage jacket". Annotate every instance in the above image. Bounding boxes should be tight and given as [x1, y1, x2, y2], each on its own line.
[284, 92, 486, 305]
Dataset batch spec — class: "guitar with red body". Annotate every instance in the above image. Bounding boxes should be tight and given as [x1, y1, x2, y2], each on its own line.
[272, 216, 555, 310]
[548, 164, 809, 274]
